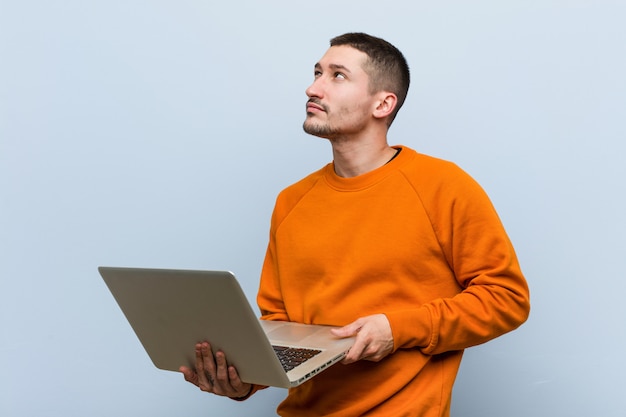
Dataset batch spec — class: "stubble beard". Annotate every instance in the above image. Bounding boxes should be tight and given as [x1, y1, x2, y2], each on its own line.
[302, 117, 336, 139]
[302, 104, 367, 140]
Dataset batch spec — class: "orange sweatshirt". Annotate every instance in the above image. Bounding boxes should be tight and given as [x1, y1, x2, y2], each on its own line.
[257, 146, 530, 416]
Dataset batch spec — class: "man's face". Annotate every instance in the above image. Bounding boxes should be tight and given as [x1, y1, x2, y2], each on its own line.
[303, 45, 376, 139]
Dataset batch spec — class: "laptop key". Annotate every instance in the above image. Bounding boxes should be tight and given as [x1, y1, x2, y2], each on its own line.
[272, 345, 322, 372]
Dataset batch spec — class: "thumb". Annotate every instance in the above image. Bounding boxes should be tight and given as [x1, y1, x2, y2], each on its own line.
[331, 320, 362, 338]
[179, 366, 198, 384]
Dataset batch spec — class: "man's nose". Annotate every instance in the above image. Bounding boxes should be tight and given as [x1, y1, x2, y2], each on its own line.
[305, 78, 323, 98]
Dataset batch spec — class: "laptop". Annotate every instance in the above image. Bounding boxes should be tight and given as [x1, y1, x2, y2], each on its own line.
[98, 266, 354, 388]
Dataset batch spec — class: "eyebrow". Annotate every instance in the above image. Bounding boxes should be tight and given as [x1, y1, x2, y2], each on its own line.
[314, 62, 352, 73]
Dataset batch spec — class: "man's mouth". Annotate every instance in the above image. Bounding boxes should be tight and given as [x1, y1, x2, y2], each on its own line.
[306, 99, 326, 113]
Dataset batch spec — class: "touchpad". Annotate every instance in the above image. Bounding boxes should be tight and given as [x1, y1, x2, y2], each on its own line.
[262, 321, 319, 343]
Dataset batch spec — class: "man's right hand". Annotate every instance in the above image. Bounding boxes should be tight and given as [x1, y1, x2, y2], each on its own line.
[179, 341, 253, 399]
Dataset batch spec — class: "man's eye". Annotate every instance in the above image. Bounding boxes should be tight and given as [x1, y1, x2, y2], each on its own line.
[334, 72, 346, 79]
[314, 71, 322, 78]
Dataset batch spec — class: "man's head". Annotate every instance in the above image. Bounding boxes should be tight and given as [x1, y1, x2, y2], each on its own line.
[303, 33, 410, 140]
[329, 33, 410, 126]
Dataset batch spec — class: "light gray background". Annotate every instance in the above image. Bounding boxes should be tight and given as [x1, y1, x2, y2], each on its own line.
[1, 1, 625, 416]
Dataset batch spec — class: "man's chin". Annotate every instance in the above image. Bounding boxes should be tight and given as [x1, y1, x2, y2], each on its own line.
[303, 121, 334, 139]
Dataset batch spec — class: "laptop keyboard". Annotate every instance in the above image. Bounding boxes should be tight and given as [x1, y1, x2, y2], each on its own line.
[272, 345, 322, 372]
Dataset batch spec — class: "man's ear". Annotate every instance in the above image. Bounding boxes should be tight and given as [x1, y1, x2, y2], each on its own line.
[372, 92, 398, 121]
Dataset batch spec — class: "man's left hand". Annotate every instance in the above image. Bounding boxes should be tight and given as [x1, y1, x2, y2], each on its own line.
[330, 314, 393, 364]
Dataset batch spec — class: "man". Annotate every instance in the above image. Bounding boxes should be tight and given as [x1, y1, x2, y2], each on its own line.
[180, 32, 530, 416]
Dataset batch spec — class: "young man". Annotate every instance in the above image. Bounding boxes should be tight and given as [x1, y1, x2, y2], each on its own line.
[181, 32, 530, 416]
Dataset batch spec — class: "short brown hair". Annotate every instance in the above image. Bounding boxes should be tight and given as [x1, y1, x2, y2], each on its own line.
[330, 32, 410, 125]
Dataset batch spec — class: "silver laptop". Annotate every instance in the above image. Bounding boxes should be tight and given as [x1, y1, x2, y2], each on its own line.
[99, 266, 354, 388]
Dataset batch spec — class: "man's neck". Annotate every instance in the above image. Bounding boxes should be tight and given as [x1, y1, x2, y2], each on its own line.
[331, 138, 398, 178]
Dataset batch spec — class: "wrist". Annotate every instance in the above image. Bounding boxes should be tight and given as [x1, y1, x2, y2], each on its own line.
[230, 385, 254, 401]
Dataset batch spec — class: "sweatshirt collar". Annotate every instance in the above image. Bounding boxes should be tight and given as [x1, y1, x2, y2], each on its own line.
[323, 145, 414, 191]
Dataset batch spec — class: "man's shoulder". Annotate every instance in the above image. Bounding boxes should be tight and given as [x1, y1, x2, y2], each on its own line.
[398, 147, 491, 213]
[283, 165, 327, 191]
[399, 147, 467, 181]
[274, 164, 328, 207]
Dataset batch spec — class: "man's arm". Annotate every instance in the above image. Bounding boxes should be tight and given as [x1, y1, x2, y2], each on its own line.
[386, 162, 530, 356]
[333, 163, 530, 360]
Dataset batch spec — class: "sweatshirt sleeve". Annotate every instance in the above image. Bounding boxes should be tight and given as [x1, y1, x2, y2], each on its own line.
[387, 162, 530, 355]
[256, 173, 323, 322]
[257, 206, 290, 322]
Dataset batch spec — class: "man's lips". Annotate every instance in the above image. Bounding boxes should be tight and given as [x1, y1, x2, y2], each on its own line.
[306, 99, 326, 113]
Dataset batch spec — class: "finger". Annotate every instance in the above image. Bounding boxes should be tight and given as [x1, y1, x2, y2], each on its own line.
[342, 336, 367, 364]
[212, 351, 229, 393]
[179, 366, 199, 386]
[201, 342, 218, 371]
[213, 351, 251, 398]
[227, 365, 243, 387]
[195, 343, 217, 390]
[330, 320, 362, 338]
[360, 345, 383, 362]
[228, 366, 253, 397]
